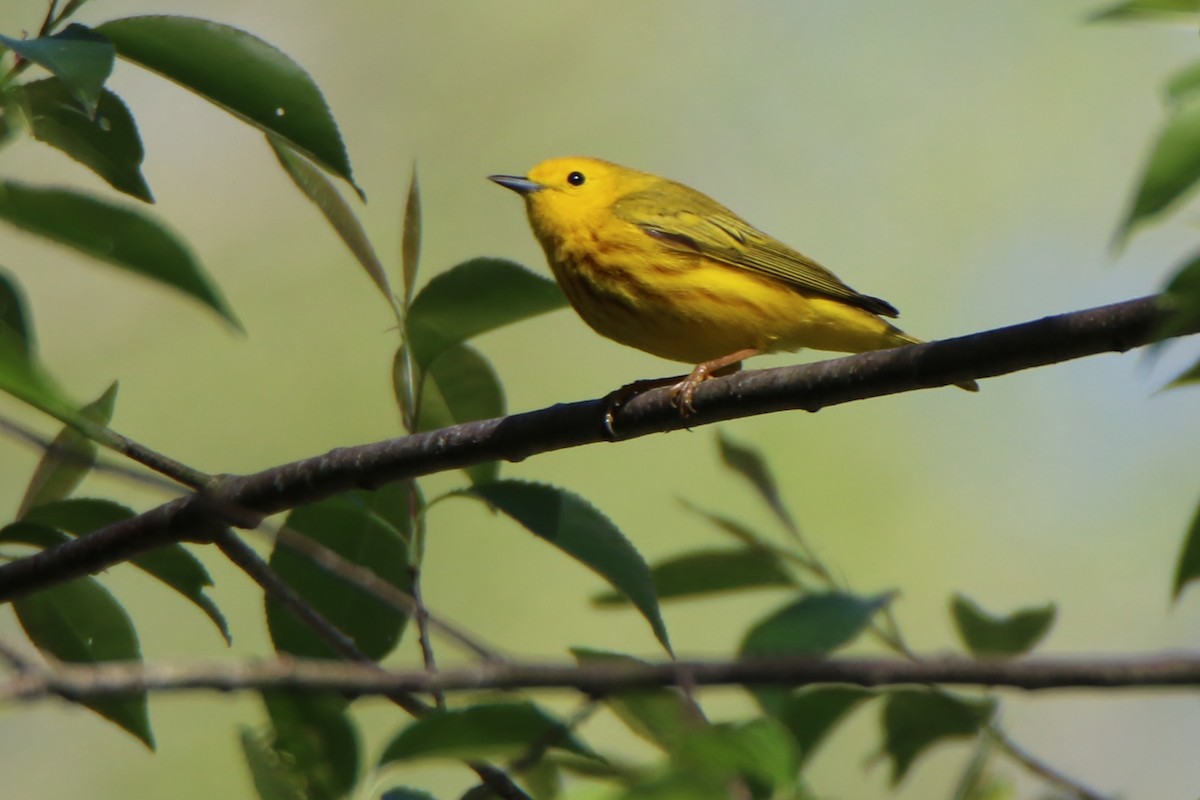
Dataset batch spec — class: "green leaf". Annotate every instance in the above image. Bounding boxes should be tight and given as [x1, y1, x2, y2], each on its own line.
[950, 594, 1056, 658]
[740, 592, 892, 714]
[24, 498, 230, 643]
[678, 498, 774, 549]
[416, 343, 503, 484]
[96, 15, 359, 195]
[777, 685, 875, 766]
[239, 727, 306, 800]
[613, 773, 732, 800]
[1091, 0, 1200, 21]
[0, 520, 70, 548]
[0, 313, 78, 420]
[457, 480, 671, 653]
[263, 693, 359, 800]
[0, 181, 238, 327]
[381, 790, 437, 800]
[267, 487, 412, 660]
[406, 257, 566, 368]
[1154, 254, 1200, 347]
[881, 689, 996, 785]
[592, 546, 795, 605]
[19, 381, 116, 516]
[0, 24, 114, 116]
[14, 575, 154, 748]
[1165, 354, 1200, 388]
[673, 718, 798, 794]
[1119, 93, 1200, 238]
[1173, 495, 1200, 600]
[716, 431, 797, 536]
[401, 165, 421, 304]
[951, 743, 1012, 800]
[22, 79, 151, 201]
[572, 648, 693, 751]
[1167, 60, 1200, 106]
[378, 702, 595, 764]
[0, 268, 32, 356]
[268, 136, 388, 301]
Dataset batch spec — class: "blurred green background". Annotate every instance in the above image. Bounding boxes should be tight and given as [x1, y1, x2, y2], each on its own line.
[2, 1, 1200, 797]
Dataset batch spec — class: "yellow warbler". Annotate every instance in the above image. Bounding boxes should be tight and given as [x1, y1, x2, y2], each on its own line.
[490, 157, 977, 412]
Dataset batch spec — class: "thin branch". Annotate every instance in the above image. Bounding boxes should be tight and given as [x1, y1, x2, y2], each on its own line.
[0, 295, 1193, 603]
[6, 653, 1200, 702]
[987, 725, 1108, 800]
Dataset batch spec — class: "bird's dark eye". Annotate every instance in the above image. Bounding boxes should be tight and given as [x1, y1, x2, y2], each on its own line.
[567, 171, 585, 186]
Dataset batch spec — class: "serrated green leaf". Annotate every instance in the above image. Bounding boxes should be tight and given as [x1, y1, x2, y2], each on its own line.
[1119, 93, 1200, 238]
[24, 498, 229, 643]
[778, 685, 874, 766]
[406, 258, 566, 368]
[950, 594, 1055, 658]
[1173, 495, 1200, 600]
[97, 15, 359, 195]
[881, 689, 996, 785]
[378, 702, 595, 764]
[0, 181, 237, 327]
[572, 648, 693, 751]
[0, 24, 113, 116]
[19, 381, 116, 516]
[457, 480, 670, 653]
[740, 592, 891, 714]
[0, 268, 32, 356]
[673, 718, 798, 793]
[716, 431, 797, 536]
[14, 575, 153, 748]
[263, 693, 359, 800]
[267, 487, 412, 660]
[268, 136, 388, 301]
[1091, 0, 1200, 21]
[416, 343, 502, 484]
[23, 79, 151, 201]
[401, 166, 421, 304]
[240, 727, 306, 800]
[592, 546, 795, 605]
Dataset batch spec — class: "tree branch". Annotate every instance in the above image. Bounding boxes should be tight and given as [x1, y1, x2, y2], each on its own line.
[0, 294, 1192, 603]
[5, 653, 1200, 702]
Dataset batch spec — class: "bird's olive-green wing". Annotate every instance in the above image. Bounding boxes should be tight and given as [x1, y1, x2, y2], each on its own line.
[612, 186, 899, 318]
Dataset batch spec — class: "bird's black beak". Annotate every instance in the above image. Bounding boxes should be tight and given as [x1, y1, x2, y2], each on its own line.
[489, 174, 544, 195]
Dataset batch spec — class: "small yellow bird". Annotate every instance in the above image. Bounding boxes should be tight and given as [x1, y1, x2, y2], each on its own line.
[490, 157, 977, 413]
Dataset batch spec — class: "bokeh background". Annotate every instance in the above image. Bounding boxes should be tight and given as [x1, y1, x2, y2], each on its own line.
[2, 1, 1200, 798]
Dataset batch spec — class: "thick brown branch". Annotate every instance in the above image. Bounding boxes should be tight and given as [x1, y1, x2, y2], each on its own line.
[0, 294, 1192, 602]
[4, 653, 1200, 702]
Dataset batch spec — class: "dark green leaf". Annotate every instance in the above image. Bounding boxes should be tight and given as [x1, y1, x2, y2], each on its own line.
[381, 790, 437, 800]
[1119, 93, 1200, 238]
[14, 575, 153, 748]
[592, 546, 795, 605]
[378, 702, 595, 764]
[401, 165, 421, 304]
[1154, 255, 1200, 350]
[23, 79, 151, 201]
[1173, 495, 1200, 600]
[716, 431, 796, 536]
[613, 772, 731, 800]
[97, 16, 359, 195]
[406, 258, 566, 368]
[951, 743, 1011, 800]
[268, 136, 388, 301]
[778, 685, 874, 766]
[1091, 0, 1200, 21]
[457, 480, 670, 653]
[267, 487, 412, 660]
[950, 594, 1055, 658]
[24, 498, 229, 643]
[263, 693, 359, 800]
[416, 343, 502, 484]
[0, 520, 69, 548]
[881, 689, 996, 785]
[1165, 354, 1200, 388]
[0, 181, 237, 326]
[678, 498, 773, 548]
[0, 24, 113, 116]
[392, 343, 415, 432]
[239, 727, 306, 800]
[572, 648, 693, 750]
[19, 381, 116, 516]
[0, 268, 33, 356]
[1167, 60, 1200, 106]
[740, 592, 892, 714]
[673, 718, 798, 793]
